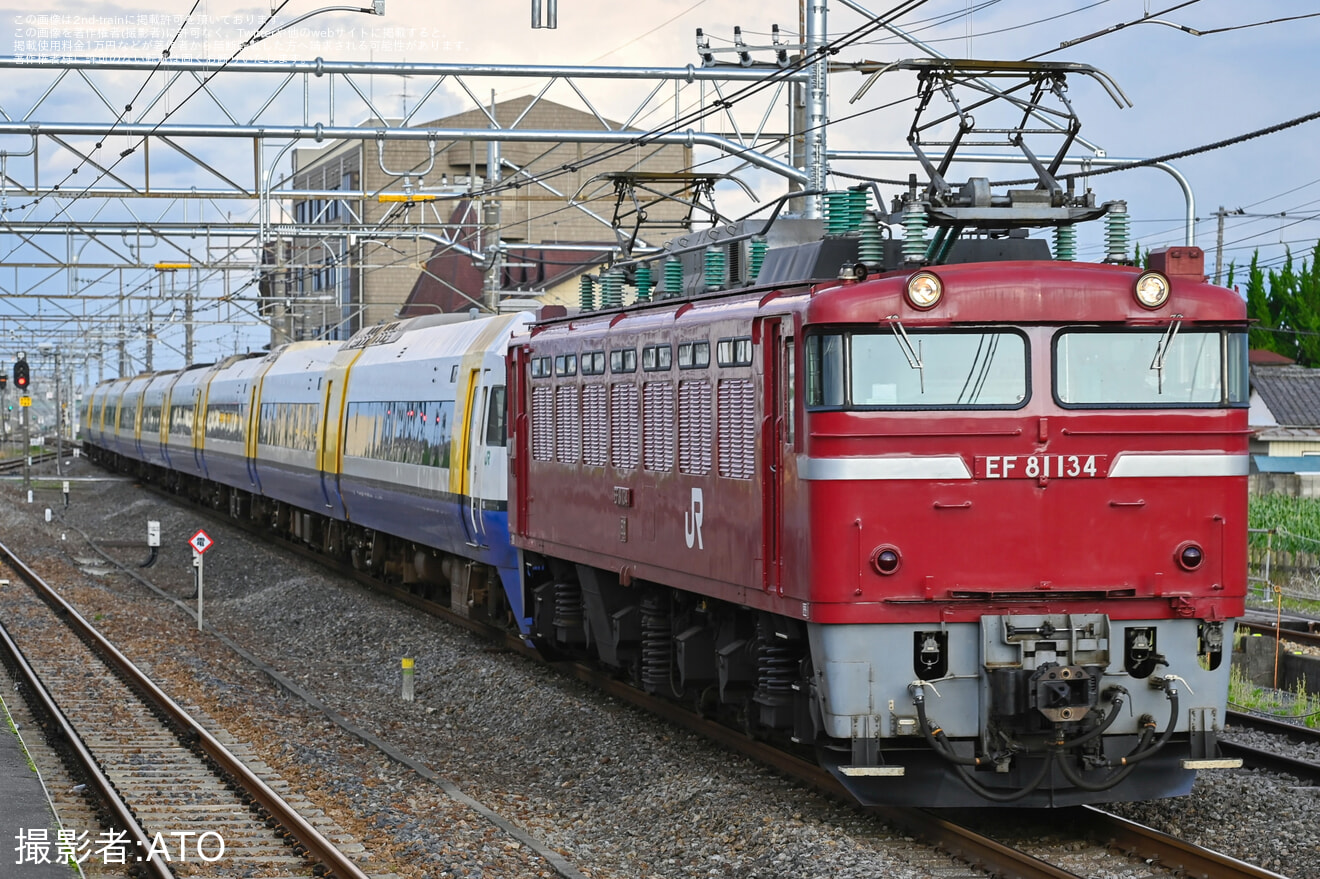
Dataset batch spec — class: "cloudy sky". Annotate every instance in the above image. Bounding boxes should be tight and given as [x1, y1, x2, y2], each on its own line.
[0, 0, 1316, 366]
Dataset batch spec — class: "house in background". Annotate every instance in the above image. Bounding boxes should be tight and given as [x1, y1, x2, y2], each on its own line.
[1249, 351, 1320, 495]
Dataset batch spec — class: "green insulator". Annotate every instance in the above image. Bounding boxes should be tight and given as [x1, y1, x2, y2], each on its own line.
[748, 236, 768, 281]
[704, 246, 727, 291]
[1053, 225, 1077, 261]
[578, 274, 596, 311]
[634, 263, 654, 302]
[663, 256, 684, 297]
[1105, 200, 1131, 263]
[902, 204, 929, 263]
[825, 190, 851, 236]
[849, 187, 871, 232]
[600, 269, 624, 308]
[858, 211, 884, 267]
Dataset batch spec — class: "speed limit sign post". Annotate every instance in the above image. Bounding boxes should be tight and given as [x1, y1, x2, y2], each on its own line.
[188, 529, 213, 629]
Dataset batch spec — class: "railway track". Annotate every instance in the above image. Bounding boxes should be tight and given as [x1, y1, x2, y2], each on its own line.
[0, 537, 376, 879]
[101, 477, 1290, 879]
[0, 447, 67, 473]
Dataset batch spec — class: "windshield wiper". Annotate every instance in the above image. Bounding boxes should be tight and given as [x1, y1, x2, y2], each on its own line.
[888, 317, 925, 394]
[1149, 315, 1184, 394]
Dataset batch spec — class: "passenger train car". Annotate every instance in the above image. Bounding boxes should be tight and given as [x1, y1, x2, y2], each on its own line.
[83, 230, 1247, 808]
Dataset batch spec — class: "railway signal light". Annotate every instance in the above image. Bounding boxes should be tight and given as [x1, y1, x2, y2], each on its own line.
[13, 354, 28, 389]
[0, 373, 6, 389]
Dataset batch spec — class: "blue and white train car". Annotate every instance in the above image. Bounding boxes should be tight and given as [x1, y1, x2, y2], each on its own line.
[335, 312, 531, 623]
[199, 353, 267, 493]
[136, 371, 179, 469]
[252, 341, 344, 517]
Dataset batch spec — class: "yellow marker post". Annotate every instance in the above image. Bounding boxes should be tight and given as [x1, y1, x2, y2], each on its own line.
[401, 658, 415, 702]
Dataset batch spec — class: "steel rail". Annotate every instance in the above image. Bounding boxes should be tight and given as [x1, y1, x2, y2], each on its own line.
[0, 617, 176, 879]
[1074, 807, 1290, 879]
[0, 537, 372, 879]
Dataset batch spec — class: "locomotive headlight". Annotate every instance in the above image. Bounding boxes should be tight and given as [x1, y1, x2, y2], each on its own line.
[1176, 541, 1204, 571]
[1134, 271, 1170, 308]
[905, 271, 943, 310]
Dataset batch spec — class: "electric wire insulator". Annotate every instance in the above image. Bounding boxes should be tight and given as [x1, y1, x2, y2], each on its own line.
[703, 245, 727, 291]
[633, 263, 654, 302]
[1054, 225, 1077, 261]
[663, 256, 684, 298]
[1105, 201, 1131, 264]
[849, 186, 871, 232]
[857, 212, 884, 267]
[578, 274, 596, 311]
[825, 190, 852, 236]
[748, 236, 768, 281]
[902, 204, 929, 263]
[600, 268, 624, 308]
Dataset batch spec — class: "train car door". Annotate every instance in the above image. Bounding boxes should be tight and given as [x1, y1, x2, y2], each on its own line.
[760, 317, 788, 593]
[458, 367, 489, 547]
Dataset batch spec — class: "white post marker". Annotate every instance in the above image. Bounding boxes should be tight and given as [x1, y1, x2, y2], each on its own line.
[188, 529, 214, 630]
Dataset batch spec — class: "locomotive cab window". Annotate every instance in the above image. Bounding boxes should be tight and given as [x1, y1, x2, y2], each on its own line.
[806, 329, 1028, 409]
[1054, 328, 1249, 407]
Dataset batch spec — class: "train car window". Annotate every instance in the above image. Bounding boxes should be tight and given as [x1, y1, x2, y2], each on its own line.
[678, 341, 711, 369]
[642, 344, 672, 371]
[1054, 329, 1249, 408]
[450, 364, 459, 383]
[805, 335, 845, 407]
[555, 354, 578, 377]
[610, 348, 637, 373]
[485, 386, 507, 447]
[717, 337, 754, 367]
[582, 351, 606, 375]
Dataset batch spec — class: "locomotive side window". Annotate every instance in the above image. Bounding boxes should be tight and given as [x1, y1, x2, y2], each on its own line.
[609, 348, 637, 373]
[642, 344, 672, 371]
[1054, 329, 1249, 407]
[806, 330, 1026, 409]
[805, 335, 845, 407]
[555, 354, 578, 377]
[678, 341, 710, 369]
[717, 337, 753, 367]
[582, 351, 606, 376]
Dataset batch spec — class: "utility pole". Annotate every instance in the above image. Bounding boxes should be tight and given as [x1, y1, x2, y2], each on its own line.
[1214, 206, 1226, 286]
[803, 0, 828, 219]
[54, 349, 61, 477]
[482, 91, 503, 313]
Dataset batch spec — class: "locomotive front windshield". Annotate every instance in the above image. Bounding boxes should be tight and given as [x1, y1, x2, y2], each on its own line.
[1054, 329, 1249, 407]
[806, 329, 1029, 409]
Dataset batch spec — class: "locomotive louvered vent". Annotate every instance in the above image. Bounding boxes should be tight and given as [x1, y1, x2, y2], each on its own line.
[555, 385, 581, 463]
[643, 381, 675, 471]
[610, 383, 640, 469]
[678, 380, 712, 475]
[531, 386, 554, 462]
[582, 384, 608, 467]
[718, 379, 755, 479]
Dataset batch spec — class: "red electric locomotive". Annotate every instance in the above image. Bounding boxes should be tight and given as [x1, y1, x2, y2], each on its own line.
[510, 225, 1246, 808]
[509, 61, 1246, 807]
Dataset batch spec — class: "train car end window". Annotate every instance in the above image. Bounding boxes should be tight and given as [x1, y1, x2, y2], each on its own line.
[450, 364, 459, 382]
[485, 386, 508, 446]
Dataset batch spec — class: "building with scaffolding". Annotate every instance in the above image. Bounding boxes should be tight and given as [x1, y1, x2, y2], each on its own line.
[262, 96, 696, 345]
